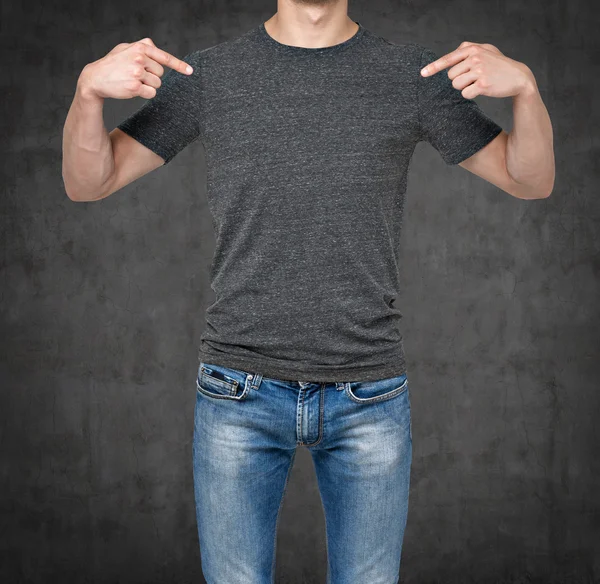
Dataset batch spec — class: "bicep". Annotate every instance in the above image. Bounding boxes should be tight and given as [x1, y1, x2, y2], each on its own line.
[92, 128, 166, 200]
[458, 129, 528, 198]
[97, 51, 202, 200]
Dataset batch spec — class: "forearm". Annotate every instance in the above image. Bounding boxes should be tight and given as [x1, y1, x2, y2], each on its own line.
[62, 68, 115, 202]
[506, 72, 555, 197]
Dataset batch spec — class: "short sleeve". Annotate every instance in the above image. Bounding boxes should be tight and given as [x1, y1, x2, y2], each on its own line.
[417, 46, 503, 165]
[116, 51, 201, 165]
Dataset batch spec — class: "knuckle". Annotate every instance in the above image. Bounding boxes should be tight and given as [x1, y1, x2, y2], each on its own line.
[132, 53, 145, 64]
[126, 79, 142, 92]
[131, 65, 144, 78]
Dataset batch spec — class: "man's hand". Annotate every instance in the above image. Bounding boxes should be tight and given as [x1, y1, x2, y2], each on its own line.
[420, 42, 535, 99]
[77, 38, 194, 101]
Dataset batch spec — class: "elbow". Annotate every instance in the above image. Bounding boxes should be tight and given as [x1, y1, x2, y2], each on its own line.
[504, 153, 555, 199]
[62, 175, 104, 202]
[62, 168, 84, 202]
[62, 160, 107, 202]
[535, 171, 555, 199]
[63, 180, 81, 202]
[65, 186, 82, 202]
[526, 184, 553, 199]
[510, 174, 555, 200]
[513, 188, 552, 200]
[65, 189, 104, 203]
[535, 176, 555, 199]
[64, 183, 88, 203]
[544, 174, 555, 198]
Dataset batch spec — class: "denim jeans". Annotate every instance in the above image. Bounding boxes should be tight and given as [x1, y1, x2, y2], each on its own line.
[193, 361, 413, 584]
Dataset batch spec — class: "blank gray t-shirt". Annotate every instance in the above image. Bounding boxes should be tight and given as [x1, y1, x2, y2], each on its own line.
[117, 21, 503, 382]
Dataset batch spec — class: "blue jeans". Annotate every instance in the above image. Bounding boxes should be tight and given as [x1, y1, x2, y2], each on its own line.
[193, 361, 413, 584]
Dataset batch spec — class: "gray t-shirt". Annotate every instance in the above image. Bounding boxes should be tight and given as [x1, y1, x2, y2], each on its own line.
[117, 21, 503, 382]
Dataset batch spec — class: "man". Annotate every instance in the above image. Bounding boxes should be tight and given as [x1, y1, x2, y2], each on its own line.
[62, 0, 554, 581]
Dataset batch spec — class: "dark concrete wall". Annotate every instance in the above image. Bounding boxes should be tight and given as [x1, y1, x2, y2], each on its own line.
[1, 1, 598, 582]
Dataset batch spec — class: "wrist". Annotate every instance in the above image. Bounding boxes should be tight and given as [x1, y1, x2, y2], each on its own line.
[76, 66, 104, 105]
[515, 66, 539, 99]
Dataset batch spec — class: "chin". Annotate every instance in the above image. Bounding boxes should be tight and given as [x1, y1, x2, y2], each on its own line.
[291, 0, 340, 6]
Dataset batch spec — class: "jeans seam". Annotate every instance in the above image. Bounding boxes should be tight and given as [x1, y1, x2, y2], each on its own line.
[305, 383, 326, 448]
[271, 448, 297, 583]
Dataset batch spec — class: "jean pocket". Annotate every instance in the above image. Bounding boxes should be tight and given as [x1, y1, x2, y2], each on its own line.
[345, 372, 408, 404]
[196, 362, 251, 401]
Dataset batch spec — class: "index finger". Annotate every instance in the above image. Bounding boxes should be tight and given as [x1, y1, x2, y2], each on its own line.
[142, 44, 194, 75]
[420, 47, 470, 77]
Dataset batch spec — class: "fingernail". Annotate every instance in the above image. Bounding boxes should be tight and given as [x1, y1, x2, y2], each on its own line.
[421, 67, 428, 75]
[186, 65, 193, 74]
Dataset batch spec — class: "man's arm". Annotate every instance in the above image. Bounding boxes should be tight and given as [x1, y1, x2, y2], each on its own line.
[421, 42, 555, 200]
[62, 75, 164, 202]
[458, 79, 555, 200]
[62, 39, 196, 202]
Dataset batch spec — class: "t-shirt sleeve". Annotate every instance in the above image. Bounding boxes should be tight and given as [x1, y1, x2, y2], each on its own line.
[116, 51, 201, 165]
[417, 46, 503, 165]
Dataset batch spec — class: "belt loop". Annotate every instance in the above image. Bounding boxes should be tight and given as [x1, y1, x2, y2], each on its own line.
[249, 372, 263, 391]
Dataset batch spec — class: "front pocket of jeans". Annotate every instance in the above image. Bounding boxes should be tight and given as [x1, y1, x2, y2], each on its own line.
[196, 364, 249, 400]
[345, 373, 408, 404]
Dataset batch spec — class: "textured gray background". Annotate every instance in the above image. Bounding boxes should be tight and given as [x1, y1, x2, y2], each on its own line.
[1, 0, 599, 582]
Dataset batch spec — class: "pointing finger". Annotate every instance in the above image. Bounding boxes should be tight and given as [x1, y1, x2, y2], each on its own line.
[420, 46, 473, 77]
[141, 43, 194, 75]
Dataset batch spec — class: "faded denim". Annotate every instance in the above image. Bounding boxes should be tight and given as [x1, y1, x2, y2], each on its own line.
[192, 360, 413, 584]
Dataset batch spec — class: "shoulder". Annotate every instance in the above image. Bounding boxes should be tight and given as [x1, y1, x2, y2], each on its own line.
[361, 32, 430, 74]
[187, 29, 253, 67]
[393, 41, 438, 66]
[360, 29, 421, 55]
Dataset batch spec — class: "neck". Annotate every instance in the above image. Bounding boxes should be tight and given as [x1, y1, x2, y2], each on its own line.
[265, 1, 357, 49]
